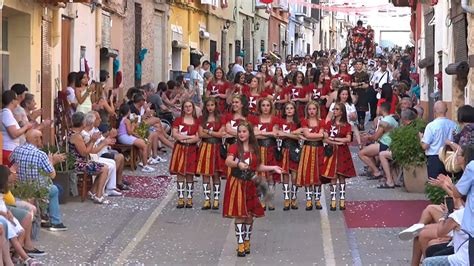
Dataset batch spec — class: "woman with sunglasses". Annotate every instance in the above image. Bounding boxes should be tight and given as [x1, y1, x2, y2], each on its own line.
[170, 101, 200, 209]
[196, 98, 226, 210]
[252, 98, 280, 210]
[276, 102, 303, 210]
[297, 101, 326, 210]
[223, 122, 282, 257]
[322, 103, 356, 211]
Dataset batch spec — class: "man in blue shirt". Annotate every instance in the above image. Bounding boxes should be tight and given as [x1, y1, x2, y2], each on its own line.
[420, 101, 458, 179]
[11, 129, 68, 231]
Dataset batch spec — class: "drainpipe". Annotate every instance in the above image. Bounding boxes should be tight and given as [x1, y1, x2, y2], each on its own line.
[461, 0, 474, 14]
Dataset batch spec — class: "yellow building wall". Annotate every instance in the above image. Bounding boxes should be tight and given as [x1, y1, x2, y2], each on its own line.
[169, 3, 209, 71]
[4, 0, 42, 100]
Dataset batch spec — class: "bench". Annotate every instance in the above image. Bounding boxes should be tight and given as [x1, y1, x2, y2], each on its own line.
[111, 144, 139, 171]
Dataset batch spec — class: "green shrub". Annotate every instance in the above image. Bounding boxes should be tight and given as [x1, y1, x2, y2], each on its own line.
[390, 119, 427, 167]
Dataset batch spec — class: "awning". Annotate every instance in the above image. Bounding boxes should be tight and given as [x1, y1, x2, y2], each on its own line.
[418, 56, 434, 69]
[172, 40, 188, 49]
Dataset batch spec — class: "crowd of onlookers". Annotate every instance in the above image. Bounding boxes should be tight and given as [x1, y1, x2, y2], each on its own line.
[1, 43, 473, 264]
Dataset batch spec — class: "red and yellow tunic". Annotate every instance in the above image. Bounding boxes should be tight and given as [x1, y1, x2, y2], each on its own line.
[207, 81, 231, 113]
[296, 119, 326, 187]
[196, 119, 225, 176]
[223, 144, 264, 219]
[321, 121, 356, 180]
[249, 116, 279, 180]
[278, 118, 300, 173]
[288, 85, 308, 118]
[306, 83, 330, 119]
[169, 117, 199, 175]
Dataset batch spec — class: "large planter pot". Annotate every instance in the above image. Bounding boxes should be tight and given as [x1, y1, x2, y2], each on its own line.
[54, 171, 73, 204]
[403, 165, 428, 193]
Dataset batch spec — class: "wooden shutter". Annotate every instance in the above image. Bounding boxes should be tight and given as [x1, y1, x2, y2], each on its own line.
[451, 0, 468, 62]
[42, 18, 53, 144]
[134, 3, 142, 87]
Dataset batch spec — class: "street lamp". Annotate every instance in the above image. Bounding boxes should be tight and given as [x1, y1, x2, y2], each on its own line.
[254, 21, 260, 31]
[223, 20, 231, 30]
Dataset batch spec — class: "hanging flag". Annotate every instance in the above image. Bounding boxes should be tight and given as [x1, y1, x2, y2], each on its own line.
[260, 0, 273, 4]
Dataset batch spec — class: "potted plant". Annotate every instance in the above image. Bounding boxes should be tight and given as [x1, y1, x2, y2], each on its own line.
[390, 119, 427, 193]
[41, 144, 76, 204]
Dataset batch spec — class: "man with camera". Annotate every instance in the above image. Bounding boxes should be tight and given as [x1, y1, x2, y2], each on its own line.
[370, 60, 392, 121]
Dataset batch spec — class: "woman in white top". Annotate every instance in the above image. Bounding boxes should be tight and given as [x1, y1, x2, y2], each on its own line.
[422, 206, 468, 265]
[75, 71, 93, 113]
[82, 112, 122, 196]
[1, 91, 32, 166]
[326, 87, 361, 149]
[0, 165, 38, 265]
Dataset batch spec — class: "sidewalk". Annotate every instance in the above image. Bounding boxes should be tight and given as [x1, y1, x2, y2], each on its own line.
[35, 147, 427, 265]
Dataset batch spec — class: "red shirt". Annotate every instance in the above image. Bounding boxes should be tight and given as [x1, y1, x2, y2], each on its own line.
[172, 117, 199, 136]
[301, 118, 326, 134]
[228, 144, 258, 171]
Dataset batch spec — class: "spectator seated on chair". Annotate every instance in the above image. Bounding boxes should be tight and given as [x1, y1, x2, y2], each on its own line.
[82, 111, 123, 196]
[128, 92, 173, 159]
[117, 104, 155, 173]
[0, 165, 42, 265]
[358, 102, 399, 180]
[68, 112, 110, 204]
[377, 108, 417, 189]
[5, 164, 44, 257]
[10, 129, 69, 232]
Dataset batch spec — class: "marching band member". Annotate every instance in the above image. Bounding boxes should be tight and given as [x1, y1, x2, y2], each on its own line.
[170, 101, 200, 208]
[322, 103, 356, 211]
[197, 98, 226, 210]
[297, 101, 326, 210]
[223, 121, 282, 257]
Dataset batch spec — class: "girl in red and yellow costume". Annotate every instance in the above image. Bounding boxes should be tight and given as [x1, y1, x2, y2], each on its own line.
[322, 102, 356, 211]
[307, 72, 331, 119]
[275, 102, 303, 210]
[206, 67, 231, 113]
[246, 76, 269, 115]
[223, 122, 282, 257]
[170, 101, 200, 208]
[296, 101, 326, 210]
[196, 98, 226, 210]
[288, 71, 309, 118]
[272, 75, 290, 117]
[251, 98, 280, 210]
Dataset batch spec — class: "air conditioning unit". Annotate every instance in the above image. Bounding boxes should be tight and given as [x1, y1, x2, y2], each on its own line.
[199, 30, 210, 39]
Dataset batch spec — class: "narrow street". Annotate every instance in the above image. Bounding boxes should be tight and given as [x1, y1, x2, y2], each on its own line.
[37, 148, 426, 265]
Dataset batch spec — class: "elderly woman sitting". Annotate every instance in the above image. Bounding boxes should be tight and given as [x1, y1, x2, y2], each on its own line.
[68, 112, 110, 204]
[82, 111, 123, 196]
